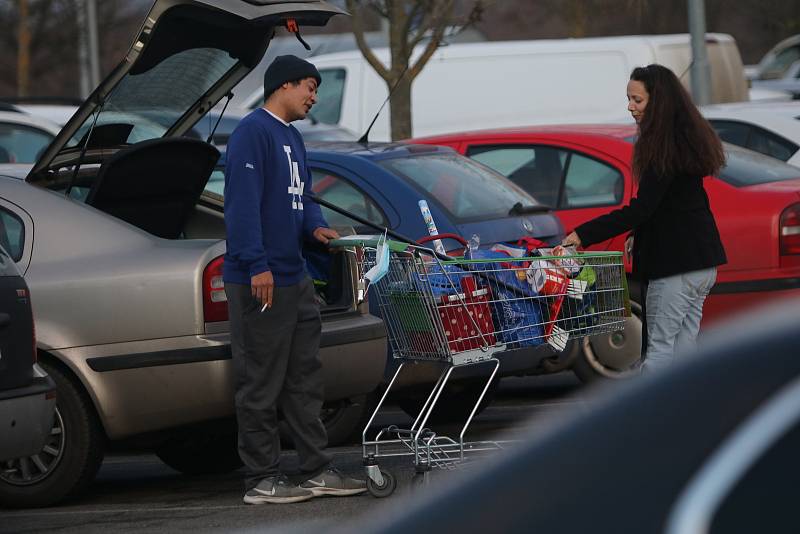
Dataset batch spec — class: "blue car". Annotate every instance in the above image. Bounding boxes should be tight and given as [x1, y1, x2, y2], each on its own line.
[208, 142, 566, 417]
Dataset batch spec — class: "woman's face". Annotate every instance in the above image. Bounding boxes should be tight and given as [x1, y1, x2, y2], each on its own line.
[627, 79, 649, 124]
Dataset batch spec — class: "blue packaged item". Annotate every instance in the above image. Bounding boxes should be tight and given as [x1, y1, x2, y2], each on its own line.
[416, 262, 467, 299]
[469, 250, 545, 347]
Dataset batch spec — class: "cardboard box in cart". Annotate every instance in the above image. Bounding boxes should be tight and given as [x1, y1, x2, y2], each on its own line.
[292, 34, 748, 141]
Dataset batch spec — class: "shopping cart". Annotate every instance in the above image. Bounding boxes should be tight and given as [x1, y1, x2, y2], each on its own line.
[332, 236, 629, 497]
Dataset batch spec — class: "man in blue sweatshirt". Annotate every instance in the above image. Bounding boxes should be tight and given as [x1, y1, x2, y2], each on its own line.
[223, 55, 366, 505]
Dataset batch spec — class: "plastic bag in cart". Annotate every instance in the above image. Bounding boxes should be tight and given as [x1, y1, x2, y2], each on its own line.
[468, 250, 546, 347]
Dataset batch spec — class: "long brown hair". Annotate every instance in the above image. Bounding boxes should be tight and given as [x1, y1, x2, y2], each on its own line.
[630, 64, 725, 181]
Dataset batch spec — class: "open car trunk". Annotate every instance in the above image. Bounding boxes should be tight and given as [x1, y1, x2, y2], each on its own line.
[27, 0, 345, 184]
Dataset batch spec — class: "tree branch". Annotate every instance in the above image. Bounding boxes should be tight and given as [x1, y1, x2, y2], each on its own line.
[346, 0, 390, 80]
[407, 2, 453, 81]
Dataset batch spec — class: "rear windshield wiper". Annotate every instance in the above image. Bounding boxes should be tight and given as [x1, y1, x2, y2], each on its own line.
[509, 201, 552, 215]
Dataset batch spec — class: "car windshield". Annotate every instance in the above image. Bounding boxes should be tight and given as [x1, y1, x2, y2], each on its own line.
[379, 153, 542, 222]
[67, 48, 238, 148]
[719, 144, 800, 186]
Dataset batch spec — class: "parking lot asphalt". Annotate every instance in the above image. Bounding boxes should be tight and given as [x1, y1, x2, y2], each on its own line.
[0, 374, 584, 534]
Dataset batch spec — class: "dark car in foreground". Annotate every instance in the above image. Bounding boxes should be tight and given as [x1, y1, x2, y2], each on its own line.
[0, 245, 56, 463]
[349, 299, 800, 534]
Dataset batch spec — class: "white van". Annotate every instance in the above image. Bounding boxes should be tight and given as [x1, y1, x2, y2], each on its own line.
[243, 34, 747, 141]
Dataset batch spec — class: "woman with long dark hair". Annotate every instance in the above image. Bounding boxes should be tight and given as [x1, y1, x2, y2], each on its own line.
[562, 64, 727, 372]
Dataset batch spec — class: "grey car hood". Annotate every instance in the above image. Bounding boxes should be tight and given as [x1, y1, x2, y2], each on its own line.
[28, 0, 345, 184]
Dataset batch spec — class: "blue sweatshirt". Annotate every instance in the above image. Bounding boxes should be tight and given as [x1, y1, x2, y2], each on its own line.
[223, 109, 328, 287]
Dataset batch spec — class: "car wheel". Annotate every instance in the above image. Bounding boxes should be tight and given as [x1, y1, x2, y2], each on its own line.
[320, 394, 374, 446]
[397, 377, 499, 424]
[0, 362, 105, 508]
[571, 300, 643, 383]
[155, 431, 243, 475]
[280, 394, 374, 447]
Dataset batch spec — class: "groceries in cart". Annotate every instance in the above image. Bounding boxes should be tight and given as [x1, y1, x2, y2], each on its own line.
[336, 234, 628, 358]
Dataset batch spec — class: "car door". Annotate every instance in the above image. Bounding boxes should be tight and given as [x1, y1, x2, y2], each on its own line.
[465, 141, 631, 254]
[308, 161, 400, 233]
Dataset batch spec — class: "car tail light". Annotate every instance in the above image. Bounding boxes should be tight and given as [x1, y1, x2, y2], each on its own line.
[29, 293, 37, 364]
[203, 256, 228, 323]
[780, 204, 800, 255]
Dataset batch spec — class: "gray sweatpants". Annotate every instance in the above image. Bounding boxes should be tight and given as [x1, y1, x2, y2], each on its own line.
[225, 277, 331, 489]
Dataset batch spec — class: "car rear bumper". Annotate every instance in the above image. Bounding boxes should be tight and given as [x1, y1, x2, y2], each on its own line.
[0, 366, 56, 461]
[704, 276, 800, 326]
[56, 313, 386, 440]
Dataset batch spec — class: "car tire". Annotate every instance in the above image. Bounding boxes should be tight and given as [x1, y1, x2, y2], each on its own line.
[0, 362, 105, 508]
[321, 394, 375, 446]
[279, 394, 374, 447]
[571, 300, 643, 383]
[155, 431, 243, 475]
[396, 377, 499, 424]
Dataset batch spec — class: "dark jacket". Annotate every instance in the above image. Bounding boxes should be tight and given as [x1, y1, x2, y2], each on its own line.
[575, 168, 726, 280]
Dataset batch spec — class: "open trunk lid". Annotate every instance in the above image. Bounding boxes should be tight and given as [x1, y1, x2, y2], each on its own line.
[28, 0, 345, 185]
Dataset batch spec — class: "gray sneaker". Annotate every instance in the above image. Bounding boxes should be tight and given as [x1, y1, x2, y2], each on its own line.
[300, 467, 367, 497]
[243, 475, 314, 504]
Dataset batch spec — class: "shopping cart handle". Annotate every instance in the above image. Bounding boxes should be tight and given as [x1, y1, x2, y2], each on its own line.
[305, 191, 453, 262]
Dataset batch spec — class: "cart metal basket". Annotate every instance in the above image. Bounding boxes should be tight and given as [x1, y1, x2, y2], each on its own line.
[332, 236, 629, 496]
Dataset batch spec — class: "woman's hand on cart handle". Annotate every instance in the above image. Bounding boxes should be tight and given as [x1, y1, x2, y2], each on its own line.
[562, 231, 582, 248]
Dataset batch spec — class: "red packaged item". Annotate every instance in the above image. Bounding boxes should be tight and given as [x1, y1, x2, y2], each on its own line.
[437, 276, 496, 353]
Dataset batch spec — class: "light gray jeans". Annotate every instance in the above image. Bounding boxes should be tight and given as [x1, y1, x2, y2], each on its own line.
[642, 267, 717, 373]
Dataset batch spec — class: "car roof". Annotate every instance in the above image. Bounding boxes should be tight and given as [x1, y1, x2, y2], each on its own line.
[702, 101, 800, 117]
[306, 141, 455, 160]
[701, 104, 800, 139]
[0, 111, 61, 134]
[414, 123, 638, 142]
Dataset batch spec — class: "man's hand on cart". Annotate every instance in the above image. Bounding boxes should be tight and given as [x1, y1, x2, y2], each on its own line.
[314, 227, 340, 245]
[252, 270, 274, 311]
[562, 231, 582, 248]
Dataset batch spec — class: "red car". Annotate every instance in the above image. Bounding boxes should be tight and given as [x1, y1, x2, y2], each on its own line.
[414, 125, 800, 381]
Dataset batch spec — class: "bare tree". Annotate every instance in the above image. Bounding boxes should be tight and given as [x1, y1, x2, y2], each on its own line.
[345, 0, 487, 140]
[1, 0, 147, 100]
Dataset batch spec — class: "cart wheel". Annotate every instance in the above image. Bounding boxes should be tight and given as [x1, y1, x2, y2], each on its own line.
[367, 469, 396, 498]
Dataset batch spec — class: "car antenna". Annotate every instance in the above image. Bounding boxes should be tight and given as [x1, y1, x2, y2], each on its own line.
[358, 61, 410, 146]
[207, 92, 233, 145]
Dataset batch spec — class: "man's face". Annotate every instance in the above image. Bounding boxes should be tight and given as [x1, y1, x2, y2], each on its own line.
[282, 77, 318, 122]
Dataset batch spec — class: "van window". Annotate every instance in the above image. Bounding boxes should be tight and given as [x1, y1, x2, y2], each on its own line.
[562, 153, 624, 208]
[467, 145, 566, 208]
[312, 69, 346, 125]
[0, 208, 25, 262]
[310, 170, 388, 230]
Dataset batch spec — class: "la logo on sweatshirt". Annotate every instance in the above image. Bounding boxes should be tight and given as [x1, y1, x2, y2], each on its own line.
[283, 145, 304, 211]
